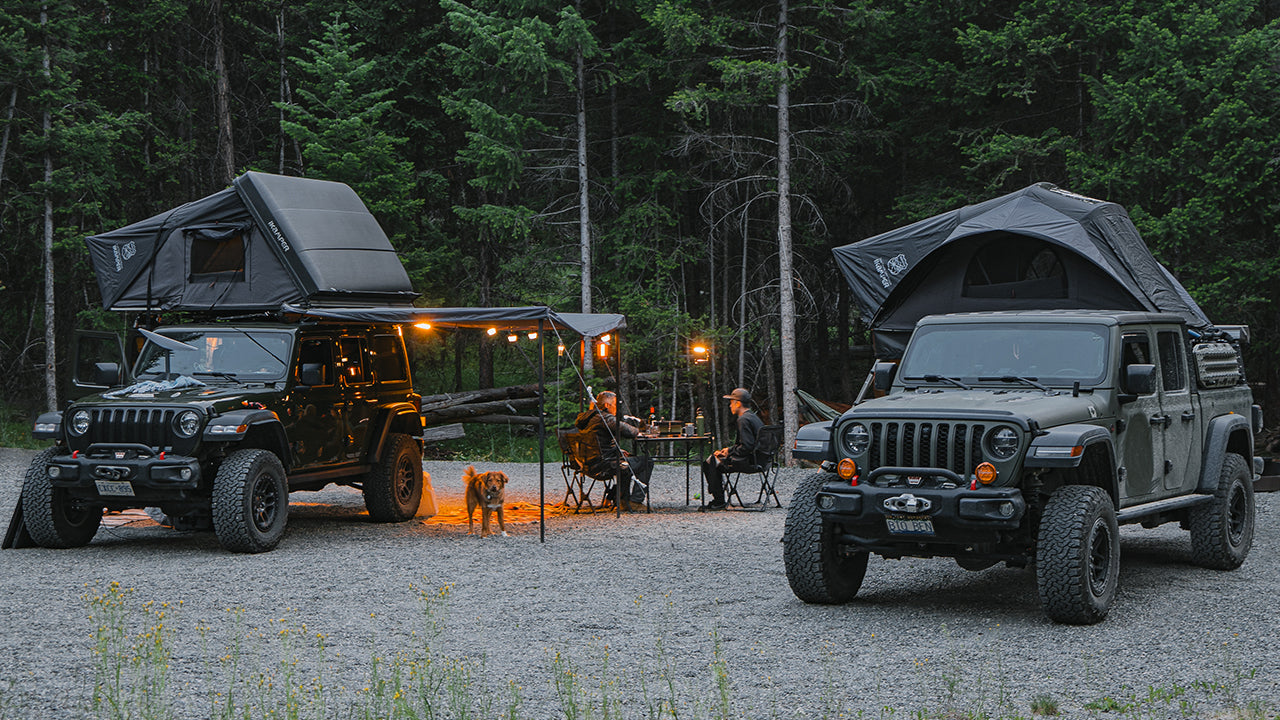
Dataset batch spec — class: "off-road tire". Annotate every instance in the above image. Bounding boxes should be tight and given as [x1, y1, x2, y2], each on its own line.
[22, 447, 102, 548]
[1036, 485, 1119, 625]
[212, 449, 288, 553]
[783, 472, 868, 603]
[363, 433, 422, 522]
[1188, 453, 1254, 570]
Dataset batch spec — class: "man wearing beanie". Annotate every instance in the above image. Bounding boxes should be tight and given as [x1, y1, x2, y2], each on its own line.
[701, 387, 763, 509]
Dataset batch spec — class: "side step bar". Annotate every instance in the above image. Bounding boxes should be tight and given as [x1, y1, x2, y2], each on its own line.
[1116, 494, 1212, 524]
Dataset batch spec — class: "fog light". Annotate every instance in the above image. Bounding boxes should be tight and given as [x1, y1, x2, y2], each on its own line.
[180, 468, 192, 481]
[975, 462, 997, 485]
[47, 466, 61, 478]
[998, 501, 1015, 518]
[817, 494, 834, 509]
[837, 458, 858, 481]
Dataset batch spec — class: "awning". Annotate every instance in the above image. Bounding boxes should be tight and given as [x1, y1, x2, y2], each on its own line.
[282, 304, 626, 337]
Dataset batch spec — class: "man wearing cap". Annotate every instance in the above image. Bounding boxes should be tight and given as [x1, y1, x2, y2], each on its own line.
[701, 387, 763, 509]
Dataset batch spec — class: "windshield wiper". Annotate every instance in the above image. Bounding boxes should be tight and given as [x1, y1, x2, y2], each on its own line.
[922, 374, 972, 390]
[979, 375, 1051, 392]
[193, 370, 244, 385]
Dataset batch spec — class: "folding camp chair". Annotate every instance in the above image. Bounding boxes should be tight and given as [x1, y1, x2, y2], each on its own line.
[724, 424, 784, 510]
[568, 430, 616, 513]
[557, 428, 586, 508]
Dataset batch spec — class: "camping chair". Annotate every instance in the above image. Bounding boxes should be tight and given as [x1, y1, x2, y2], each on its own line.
[568, 430, 616, 513]
[724, 425, 784, 510]
[557, 428, 586, 508]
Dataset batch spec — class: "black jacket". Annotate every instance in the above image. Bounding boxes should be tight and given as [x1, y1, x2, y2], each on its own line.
[574, 407, 640, 469]
[726, 409, 764, 466]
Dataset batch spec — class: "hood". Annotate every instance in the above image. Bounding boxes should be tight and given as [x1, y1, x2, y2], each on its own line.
[845, 388, 1109, 429]
[77, 383, 282, 411]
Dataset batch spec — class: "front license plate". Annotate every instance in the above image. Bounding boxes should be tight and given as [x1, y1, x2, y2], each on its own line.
[885, 514, 934, 536]
[95, 480, 135, 497]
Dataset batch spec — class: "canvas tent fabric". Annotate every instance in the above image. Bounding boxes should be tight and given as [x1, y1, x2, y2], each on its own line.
[832, 182, 1211, 358]
[280, 304, 626, 337]
[86, 172, 417, 313]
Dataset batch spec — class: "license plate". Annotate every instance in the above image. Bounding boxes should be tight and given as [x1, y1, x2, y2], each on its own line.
[95, 480, 135, 497]
[886, 514, 934, 535]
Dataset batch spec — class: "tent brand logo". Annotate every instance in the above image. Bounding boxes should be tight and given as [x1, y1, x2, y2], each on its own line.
[112, 241, 137, 272]
[266, 219, 291, 253]
[873, 253, 909, 288]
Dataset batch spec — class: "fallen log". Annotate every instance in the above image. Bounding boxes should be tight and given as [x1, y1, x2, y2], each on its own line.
[464, 414, 542, 426]
[422, 396, 542, 423]
[419, 384, 542, 411]
[422, 423, 466, 443]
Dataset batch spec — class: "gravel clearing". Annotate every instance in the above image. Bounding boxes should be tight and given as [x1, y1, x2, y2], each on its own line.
[0, 446, 1277, 718]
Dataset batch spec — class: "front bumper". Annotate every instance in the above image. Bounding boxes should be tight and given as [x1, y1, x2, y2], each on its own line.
[817, 466, 1027, 554]
[45, 444, 201, 500]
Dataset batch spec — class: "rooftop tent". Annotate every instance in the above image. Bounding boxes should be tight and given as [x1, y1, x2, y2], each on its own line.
[85, 171, 418, 312]
[832, 183, 1211, 358]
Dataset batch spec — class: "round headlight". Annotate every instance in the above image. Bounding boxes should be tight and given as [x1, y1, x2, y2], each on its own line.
[69, 409, 91, 436]
[987, 426, 1019, 460]
[841, 422, 871, 455]
[174, 410, 201, 438]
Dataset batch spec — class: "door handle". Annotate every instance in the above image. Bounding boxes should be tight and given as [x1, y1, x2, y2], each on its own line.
[1180, 411, 1195, 422]
[1149, 414, 1171, 428]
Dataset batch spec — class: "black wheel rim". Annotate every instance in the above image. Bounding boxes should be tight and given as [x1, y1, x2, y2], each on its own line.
[1227, 483, 1248, 546]
[1087, 518, 1112, 594]
[251, 472, 280, 532]
[393, 455, 416, 505]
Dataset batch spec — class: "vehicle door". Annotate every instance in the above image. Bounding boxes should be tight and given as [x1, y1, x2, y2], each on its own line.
[1155, 327, 1201, 494]
[337, 335, 376, 460]
[289, 335, 344, 469]
[69, 330, 130, 399]
[1115, 329, 1164, 503]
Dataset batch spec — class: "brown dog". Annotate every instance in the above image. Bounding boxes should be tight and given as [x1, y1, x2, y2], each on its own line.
[464, 465, 509, 537]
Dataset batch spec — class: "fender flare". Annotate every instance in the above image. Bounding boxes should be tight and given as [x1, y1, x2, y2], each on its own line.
[1197, 414, 1253, 493]
[204, 409, 291, 470]
[1026, 423, 1118, 502]
[367, 404, 424, 463]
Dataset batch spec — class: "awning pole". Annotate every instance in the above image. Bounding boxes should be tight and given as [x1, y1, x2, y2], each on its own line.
[538, 318, 546, 543]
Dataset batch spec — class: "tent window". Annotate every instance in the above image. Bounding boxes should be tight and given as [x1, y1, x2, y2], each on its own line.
[962, 237, 1067, 299]
[188, 227, 246, 282]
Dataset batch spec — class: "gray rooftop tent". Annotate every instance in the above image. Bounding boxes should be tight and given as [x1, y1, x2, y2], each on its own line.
[833, 182, 1211, 358]
[86, 171, 418, 312]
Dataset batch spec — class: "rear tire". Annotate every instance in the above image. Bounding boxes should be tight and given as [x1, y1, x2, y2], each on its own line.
[1036, 485, 1119, 625]
[1188, 453, 1254, 570]
[212, 449, 288, 553]
[783, 472, 868, 603]
[363, 433, 423, 522]
[23, 448, 102, 548]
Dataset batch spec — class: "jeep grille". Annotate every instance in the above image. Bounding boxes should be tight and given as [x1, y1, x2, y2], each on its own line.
[868, 421, 986, 475]
[82, 407, 178, 448]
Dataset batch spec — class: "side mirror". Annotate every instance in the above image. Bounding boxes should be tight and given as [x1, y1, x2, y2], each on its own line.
[1123, 364, 1156, 395]
[873, 361, 898, 392]
[299, 363, 325, 387]
[94, 362, 123, 387]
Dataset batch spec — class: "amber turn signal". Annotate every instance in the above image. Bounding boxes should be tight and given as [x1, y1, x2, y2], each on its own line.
[975, 462, 997, 485]
[837, 458, 858, 481]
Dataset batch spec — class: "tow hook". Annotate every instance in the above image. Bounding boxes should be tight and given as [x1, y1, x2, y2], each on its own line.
[883, 493, 932, 513]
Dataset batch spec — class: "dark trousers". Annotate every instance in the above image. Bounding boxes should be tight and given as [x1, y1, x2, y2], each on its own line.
[608, 453, 653, 503]
[702, 455, 749, 502]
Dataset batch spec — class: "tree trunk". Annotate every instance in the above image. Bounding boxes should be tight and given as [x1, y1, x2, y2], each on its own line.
[576, 38, 594, 374]
[1, 86, 18, 184]
[212, 0, 235, 184]
[41, 9, 56, 412]
[775, 0, 799, 463]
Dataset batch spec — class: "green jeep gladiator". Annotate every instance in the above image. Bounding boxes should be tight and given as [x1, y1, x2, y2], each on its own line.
[23, 321, 426, 553]
[784, 310, 1262, 623]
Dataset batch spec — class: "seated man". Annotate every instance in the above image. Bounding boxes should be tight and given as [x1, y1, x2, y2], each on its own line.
[701, 387, 763, 509]
[574, 391, 654, 509]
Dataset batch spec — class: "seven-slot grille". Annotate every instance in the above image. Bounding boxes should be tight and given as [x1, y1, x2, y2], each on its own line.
[867, 421, 986, 475]
[80, 407, 178, 448]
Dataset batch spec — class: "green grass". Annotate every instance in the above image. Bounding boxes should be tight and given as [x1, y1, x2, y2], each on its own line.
[0, 401, 45, 449]
[429, 424, 563, 464]
[14, 583, 1275, 720]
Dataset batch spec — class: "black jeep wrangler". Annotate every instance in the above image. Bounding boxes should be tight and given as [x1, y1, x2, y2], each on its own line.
[24, 320, 425, 552]
[784, 310, 1262, 623]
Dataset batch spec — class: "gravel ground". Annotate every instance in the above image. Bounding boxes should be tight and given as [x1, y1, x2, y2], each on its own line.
[0, 446, 1277, 719]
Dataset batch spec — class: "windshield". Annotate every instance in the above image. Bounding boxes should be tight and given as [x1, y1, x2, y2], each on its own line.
[135, 329, 293, 382]
[899, 323, 1110, 386]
